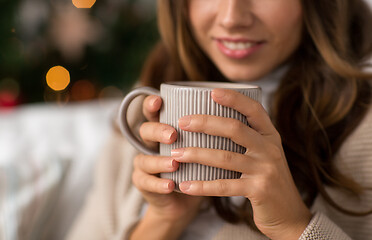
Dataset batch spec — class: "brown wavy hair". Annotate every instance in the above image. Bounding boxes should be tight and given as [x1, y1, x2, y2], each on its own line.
[138, 0, 372, 230]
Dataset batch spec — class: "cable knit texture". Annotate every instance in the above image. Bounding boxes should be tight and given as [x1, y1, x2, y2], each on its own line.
[299, 212, 351, 240]
[67, 96, 372, 240]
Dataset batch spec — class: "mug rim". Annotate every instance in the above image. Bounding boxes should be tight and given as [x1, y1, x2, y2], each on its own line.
[162, 81, 260, 90]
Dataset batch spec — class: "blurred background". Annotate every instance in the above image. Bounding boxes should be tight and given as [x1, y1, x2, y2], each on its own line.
[2, 1, 372, 239]
[0, 1, 158, 239]
[0, 0, 158, 108]
[3, 0, 372, 108]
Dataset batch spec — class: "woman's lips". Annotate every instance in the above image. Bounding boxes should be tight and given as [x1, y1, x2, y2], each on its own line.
[215, 38, 264, 59]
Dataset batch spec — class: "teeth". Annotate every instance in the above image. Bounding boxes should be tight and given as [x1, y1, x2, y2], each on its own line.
[222, 41, 254, 50]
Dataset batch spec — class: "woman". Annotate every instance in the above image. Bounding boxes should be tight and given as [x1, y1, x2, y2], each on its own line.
[68, 0, 372, 239]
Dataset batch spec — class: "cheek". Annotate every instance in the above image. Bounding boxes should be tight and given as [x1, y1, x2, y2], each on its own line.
[188, 1, 218, 43]
[258, 1, 303, 48]
[276, 14, 302, 46]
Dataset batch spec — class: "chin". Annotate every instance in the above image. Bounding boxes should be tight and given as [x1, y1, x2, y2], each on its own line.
[221, 69, 267, 82]
[219, 60, 281, 82]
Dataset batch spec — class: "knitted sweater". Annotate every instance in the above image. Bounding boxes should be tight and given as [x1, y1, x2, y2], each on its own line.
[67, 95, 372, 240]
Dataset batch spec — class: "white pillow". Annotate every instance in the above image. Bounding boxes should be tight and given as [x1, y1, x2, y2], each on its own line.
[0, 100, 120, 240]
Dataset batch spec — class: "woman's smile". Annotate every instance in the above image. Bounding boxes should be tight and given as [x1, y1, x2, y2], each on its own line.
[189, 0, 303, 82]
[214, 38, 265, 59]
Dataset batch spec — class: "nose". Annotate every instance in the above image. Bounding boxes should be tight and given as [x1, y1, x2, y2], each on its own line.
[218, 0, 254, 29]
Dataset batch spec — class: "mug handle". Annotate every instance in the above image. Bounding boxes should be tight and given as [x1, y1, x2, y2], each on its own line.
[118, 87, 161, 156]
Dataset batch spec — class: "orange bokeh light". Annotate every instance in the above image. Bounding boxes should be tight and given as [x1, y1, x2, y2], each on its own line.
[72, 0, 96, 8]
[46, 66, 70, 91]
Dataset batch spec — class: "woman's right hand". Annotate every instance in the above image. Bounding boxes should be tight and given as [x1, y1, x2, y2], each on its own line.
[130, 95, 204, 239]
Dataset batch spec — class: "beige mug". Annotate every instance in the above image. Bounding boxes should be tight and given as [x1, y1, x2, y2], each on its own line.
[119, 81, 261, 191]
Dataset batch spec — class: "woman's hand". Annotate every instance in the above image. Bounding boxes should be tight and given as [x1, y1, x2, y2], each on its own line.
[171, 89, 312, 240]
[130, 95, 204, 239]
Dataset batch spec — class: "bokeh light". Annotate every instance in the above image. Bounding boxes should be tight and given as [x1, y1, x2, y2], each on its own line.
[0, 78, 20, 108]
[98, 86, 123, 99]
[71, 79, 96, 101]
[0, 91, 18, 107]
[72, 0, 96, 9]
[46, 66, 70, 91]
[2, 0, 158, 104]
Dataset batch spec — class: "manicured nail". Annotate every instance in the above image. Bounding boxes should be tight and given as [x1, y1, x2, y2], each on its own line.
[165, 181, 175, 191]
[212, 89, 225, 98]
[179, 116, 191, 127]
[150, 97, 160, 107]
[171, 148, 184, 157]
[180, 181, 191, 191]
[163, 129, 175, 140]
[164, 182, 171, 190]
[169, 159, 178, 168]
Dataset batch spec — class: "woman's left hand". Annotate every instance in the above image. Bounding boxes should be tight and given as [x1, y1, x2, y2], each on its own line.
[171, 88, 312, 240]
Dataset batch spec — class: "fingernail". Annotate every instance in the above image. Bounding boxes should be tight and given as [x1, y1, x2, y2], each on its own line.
[164, 181, 175, 191]
[179, 116, 191, 127]
[169, 159, 178, 168]
[164, 182, 171, 190]
[180, 181, 191, 191]
[163, 129, 175, 140]
[212, 89, 225, 98]
[171, 148, 184, 157]
[151, 97, 160, 107]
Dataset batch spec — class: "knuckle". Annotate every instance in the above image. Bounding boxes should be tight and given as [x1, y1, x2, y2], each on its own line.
[152, 124, 160, 138]
[199, 115, 209, 130]
[141, 175, 151, 189]
[244, 146, 252, 155]
[217, 181, 229, 193]
[231, 94, 242, 108]
[157, 157, 166, 171]
[224, 91, 235, 105]
[199, 182, 206, 195]
[139, 123, 149, 140]
[140, 123, 165, 142]
[252, 178, 269, 198]
[252, 166, 278, 198]
[229, 119, 243, 133]
[187, 147, 197, 158]
[157, 181, 167, 193]
[251, 100, 263, 113]
[269, 145, 283, 161]
[222, 151, 233, 164]
[265, 164, 278, 181]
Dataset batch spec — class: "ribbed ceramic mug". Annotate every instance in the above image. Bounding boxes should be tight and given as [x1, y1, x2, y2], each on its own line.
[119, 81, 261, 191]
